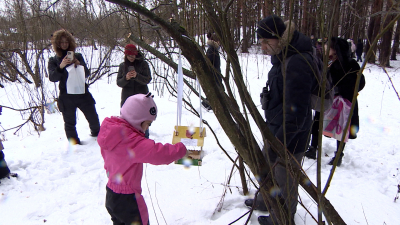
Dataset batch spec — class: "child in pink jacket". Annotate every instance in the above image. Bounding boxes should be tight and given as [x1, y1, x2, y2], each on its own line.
[98, 93, 187, 225]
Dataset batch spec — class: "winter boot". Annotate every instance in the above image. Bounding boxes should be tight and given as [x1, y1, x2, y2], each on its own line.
[201, 100, 212, 111]
[328, 152, 343, 167]
[304, 146, 317, 160]
[244, 198, 268, 211]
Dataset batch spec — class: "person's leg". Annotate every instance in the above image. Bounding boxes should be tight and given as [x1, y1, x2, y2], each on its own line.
[262, 152, 303, 224]
[78, 103, 100, 137]
[0, 150, 11, 179]
[106, 187, 143, 225]
[310, 111, 320, 148]
[305, 111, 320, 159]
[328, 140, 345, 166]
[62, 105, 80, 144]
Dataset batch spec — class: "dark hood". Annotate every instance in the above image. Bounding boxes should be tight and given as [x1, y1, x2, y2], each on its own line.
[331, 37, 351, 65]
[271, 28, 313, 64]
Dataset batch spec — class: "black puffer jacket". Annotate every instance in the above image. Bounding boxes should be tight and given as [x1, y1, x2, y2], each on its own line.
[264, 25, 315, 155]
[48, 52, 91, 95]
[206, 40, 222, 87]
[116, 52, 152, 107]
[329, 37, 364, 139]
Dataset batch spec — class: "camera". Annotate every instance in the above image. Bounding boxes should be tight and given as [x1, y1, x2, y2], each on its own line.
[67, 51, 74, 60]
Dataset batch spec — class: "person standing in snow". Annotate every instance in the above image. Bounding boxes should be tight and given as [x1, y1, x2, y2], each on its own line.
[116, 44, 152, 108]
[325, 37, 365, 166]
[246, 15, 316, 225]
[48, 29, 100, 145]
[201, 32, 223, 111]
[98, 93, 187, 225]
[350, 39, 356, 58]
[117, 44, 152, 138]
[356, 39, 363, 62]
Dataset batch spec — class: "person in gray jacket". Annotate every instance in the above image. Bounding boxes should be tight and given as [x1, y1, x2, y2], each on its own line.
[117, 44, 152, 107]
[117, 44, 152, 138]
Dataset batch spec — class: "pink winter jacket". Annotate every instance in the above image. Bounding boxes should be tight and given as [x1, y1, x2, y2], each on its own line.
[98, 116, 187, 225]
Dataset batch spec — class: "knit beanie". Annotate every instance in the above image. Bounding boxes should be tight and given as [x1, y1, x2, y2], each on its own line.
[257, 15, 286, 40]
[120, 93, 157, 133]
[124, 44, 138, 56]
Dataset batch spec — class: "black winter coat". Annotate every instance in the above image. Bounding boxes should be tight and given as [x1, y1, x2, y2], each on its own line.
[48, 52, 96, 111]
[48, 52, 91, 95]
[206, 40, 222, 87]
[329, 37, 364, 139]
[264, 30, 315, 155]
[116, 53, 152, 107]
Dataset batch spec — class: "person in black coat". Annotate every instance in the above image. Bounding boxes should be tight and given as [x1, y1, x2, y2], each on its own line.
[326, 37, 365, 166]
[356, 39, 363, 62]
[201, 32, 223, 111]
[116, 44, 152, 107]
[116, 44, 152, 138]
[48, 29, 100, 145]
[247, 15, 316, 225]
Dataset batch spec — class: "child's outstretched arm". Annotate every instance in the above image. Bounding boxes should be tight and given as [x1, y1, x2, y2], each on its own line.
[131, 140, 187, 165]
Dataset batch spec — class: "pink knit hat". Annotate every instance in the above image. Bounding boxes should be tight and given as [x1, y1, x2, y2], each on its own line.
[120, 93, 157, 133]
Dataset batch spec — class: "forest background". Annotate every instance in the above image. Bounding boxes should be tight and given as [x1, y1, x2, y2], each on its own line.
[1, 0, 400, 224]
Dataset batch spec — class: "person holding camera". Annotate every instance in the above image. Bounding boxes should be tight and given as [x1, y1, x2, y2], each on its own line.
[117, 44, 152, 107]
[117, 44, 152, 138]
[48, 29, 100, 145]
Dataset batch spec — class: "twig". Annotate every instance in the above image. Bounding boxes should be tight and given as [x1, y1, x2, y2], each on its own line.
[298, 196, 318, 224]
[361, 204, 369, 225]
[228, 210, 250, 225]
[144, 164, 159, 225]
[214, 156, 238, 214]
[382, 67, 400, 102]
[155, 183, 168, 225]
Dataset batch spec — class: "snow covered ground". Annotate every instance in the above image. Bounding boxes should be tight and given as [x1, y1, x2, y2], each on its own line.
[0, 47, 399, 225]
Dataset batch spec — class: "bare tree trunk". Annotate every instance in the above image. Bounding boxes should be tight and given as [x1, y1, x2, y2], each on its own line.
[379, 0, 395, 67]
[332, 0, 341, 37]
[366, 0, 384, 64]
[241, 0, 249, 53]
[391, 19, 400, 60]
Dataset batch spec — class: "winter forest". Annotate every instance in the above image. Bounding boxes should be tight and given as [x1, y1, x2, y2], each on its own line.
[1, 0, 400, 225]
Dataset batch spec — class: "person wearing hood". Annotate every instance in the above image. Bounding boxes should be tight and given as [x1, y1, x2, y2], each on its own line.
[98, 93, 187, 225]
[246, 15, 316, 225]
[325, 37, 365, 166]
[201, 32, 223, 111]
[48, 29, 100, 145]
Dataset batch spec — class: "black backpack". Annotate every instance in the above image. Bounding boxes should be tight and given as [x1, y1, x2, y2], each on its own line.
[281, 47, 334, 112]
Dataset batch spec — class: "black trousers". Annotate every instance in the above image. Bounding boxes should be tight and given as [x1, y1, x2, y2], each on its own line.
[356, 54, 362, 62]
[105, 186, 145, 225]
[58, 93, 100, 143]
[0, 150, 10, 179]
[310, 111, 321, 148]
